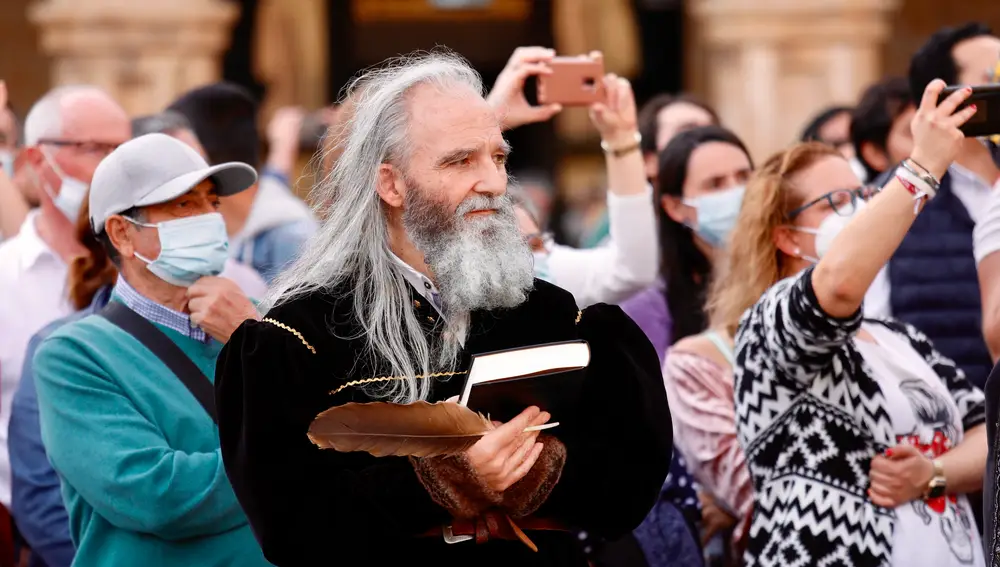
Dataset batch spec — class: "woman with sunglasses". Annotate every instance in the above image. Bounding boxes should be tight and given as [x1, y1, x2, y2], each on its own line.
[711, 80, 987, 567]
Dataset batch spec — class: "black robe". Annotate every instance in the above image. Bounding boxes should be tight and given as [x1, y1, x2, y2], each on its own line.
[214, 278, 672, 566]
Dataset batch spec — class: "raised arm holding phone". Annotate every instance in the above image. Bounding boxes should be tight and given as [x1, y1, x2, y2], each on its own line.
[490, 48, 658, 307]
[710, 79, 987, 567]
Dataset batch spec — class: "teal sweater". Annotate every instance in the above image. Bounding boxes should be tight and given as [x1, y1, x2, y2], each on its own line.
[32, 302, 272, 567]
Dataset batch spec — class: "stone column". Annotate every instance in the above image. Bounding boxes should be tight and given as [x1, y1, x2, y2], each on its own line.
[689, 0, 901, 162]
[29, 0, 241, 116]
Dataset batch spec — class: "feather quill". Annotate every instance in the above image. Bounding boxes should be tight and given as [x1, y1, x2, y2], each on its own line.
[308, 401, 495, 458]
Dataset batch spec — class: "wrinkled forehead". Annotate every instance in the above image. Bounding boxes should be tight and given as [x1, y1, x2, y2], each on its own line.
[405, 84, 504, 158]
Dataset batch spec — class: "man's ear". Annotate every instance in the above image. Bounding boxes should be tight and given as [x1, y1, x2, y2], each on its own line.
[772, 224, 803, 258]
[859, 141, 888, 174]
[105, 216, 135, 260]
[376, 163, 404, 208]
[660, 194, 689, 226]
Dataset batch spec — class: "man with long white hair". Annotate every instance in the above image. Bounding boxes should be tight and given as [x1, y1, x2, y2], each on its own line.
[215, 48, 671, 566]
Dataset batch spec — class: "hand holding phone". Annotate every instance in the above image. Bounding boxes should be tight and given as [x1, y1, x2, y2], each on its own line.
[536, 52, 606, 106]
[487, 47, 564, 130]
[936, 83, 1000, 137]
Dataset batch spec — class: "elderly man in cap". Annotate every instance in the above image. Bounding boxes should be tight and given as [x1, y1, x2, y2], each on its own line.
[30, 133, 271, 567]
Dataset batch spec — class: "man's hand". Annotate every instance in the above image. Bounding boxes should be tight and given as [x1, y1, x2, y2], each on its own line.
[466, 406, 551, 492]
[487, 47, 563, 131]
[589, 73, 639, 148]
[186, 276, 260, 343]
[868, 444, 936, 508]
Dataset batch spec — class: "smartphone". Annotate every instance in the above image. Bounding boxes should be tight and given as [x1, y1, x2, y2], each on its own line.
[938, 84, 1000, 137]
[537, 56, 605, 106]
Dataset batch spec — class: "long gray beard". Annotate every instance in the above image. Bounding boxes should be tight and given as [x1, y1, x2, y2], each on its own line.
[402, 189, 535, 323]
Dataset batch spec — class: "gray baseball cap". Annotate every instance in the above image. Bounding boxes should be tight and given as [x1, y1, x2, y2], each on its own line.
[89, 132, 257, 233]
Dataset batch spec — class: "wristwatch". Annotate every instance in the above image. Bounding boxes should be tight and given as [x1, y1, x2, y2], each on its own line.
[924, 459, 946, 500]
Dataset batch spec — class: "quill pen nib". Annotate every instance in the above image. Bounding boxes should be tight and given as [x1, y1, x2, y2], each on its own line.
[523, 422, 559, 433]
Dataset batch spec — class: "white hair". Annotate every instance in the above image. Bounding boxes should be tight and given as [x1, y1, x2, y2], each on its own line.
[265, 50, 492, 404]
[24, 85, 109, 146]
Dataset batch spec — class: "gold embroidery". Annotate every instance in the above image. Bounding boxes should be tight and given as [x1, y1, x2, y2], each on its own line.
[575, 310, 582, 324]
[328, 370, 467, 397]
[261, 318, 317, 354]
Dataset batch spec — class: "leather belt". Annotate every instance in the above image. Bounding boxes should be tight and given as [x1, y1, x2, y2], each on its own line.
[422, 511, 566, 552]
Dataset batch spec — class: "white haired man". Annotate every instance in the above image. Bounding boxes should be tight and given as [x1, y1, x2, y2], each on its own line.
[215, 51, 672, 566]
[0, 86, 129, 517]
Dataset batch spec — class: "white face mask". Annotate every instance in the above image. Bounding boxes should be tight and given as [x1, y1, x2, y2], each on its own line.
[126, 212, 230, 288]
[38, 148, 88, 222]
[792, 199, 866, 263]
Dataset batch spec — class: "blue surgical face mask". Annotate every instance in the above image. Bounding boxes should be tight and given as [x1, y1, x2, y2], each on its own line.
[682, 185, 746, 248]
[126, 212, 230, 287]
[0, 150, 13, 178]
[39, 148, 88, 222]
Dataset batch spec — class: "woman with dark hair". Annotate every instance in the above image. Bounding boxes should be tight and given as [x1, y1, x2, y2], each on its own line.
[621, 125, 753, 361]
[620, 126, 753, 566]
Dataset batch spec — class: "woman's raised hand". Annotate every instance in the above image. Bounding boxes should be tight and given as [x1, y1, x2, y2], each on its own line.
[909, 79, 978, 179]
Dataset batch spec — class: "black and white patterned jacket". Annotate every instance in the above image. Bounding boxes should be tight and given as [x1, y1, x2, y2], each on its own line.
[734, 267, 986, 567]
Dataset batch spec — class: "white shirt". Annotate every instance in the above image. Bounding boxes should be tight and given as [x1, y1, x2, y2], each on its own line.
[864, 164, 997, 319]
[854, 323, 985, 567]
[390, 252, 444, 315]
[546, 185, 658, 308]
[0, 212, 74, 507]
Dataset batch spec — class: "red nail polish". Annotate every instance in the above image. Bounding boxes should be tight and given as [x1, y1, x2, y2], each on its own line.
[885, 449, 893, 457]
[972, 104, 978, 111]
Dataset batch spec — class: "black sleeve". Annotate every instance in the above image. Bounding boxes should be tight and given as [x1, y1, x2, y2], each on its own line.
[215, 319, 449, 566]
[535, 303, 673, 539]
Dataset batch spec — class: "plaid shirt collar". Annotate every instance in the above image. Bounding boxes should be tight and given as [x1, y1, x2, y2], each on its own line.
[113, 277, 209, 343]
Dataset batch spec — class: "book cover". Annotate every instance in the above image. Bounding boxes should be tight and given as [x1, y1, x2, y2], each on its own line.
[459, 340, 590, 424]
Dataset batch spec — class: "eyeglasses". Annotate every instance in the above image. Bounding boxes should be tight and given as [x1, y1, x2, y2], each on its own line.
[37, 139, 121, 157]
[787, 186, 877, 220]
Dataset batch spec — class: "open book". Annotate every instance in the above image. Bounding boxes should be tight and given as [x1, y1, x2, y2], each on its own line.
[458, 340, 591, 423]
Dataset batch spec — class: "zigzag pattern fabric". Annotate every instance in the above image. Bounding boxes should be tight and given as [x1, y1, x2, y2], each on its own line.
[734, 267, 985, 567]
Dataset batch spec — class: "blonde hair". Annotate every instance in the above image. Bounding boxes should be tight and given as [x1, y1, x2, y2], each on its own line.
[707, 142, 841, 336]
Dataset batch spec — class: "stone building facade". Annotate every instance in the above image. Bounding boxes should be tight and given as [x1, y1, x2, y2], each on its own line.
[0, 0, 998, 186]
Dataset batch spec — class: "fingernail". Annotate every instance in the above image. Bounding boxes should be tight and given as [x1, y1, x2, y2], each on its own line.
[885, 449, 893, 457]
[971, 104, 978, 111]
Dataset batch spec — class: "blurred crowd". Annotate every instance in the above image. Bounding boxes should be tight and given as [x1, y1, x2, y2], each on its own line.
[0, 14, 999, 567]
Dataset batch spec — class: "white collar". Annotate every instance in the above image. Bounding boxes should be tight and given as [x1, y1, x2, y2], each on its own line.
[950, 163, 995, 191]
[15, 210, 59, 272]
[389, 251, 443, 314]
